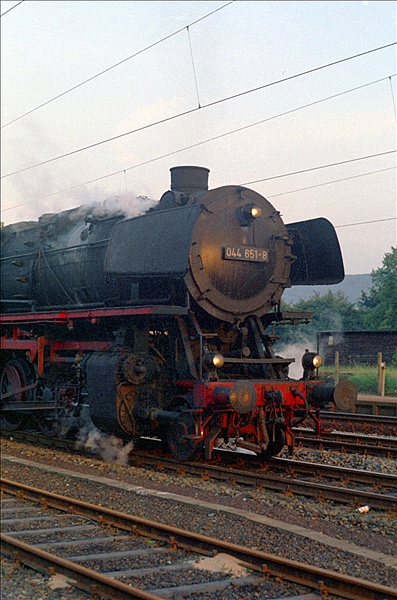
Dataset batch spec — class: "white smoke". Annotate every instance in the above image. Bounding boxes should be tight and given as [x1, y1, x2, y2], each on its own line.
[2, 115, 160, 226]
[90, 193, 158, 220]
[3, 160, 159, 226]
[276, 337, 315, 380]
[76, 423, 134, 466]
[37, 192, 158, 225]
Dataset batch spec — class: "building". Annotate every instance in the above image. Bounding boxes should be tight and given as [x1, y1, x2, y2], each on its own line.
[317, 330, 397, 365]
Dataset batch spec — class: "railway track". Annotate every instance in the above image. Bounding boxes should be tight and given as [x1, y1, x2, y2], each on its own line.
[321, 411, 397, 426]
[270, 455, 397, 489]
[1, 429, 396, 510]
[2, 415, 397, 458]
[1, 479, 396, 600]
[129, 450, 397, 511]
[320, 411, 397, 437]
[293, 428, 397, 457]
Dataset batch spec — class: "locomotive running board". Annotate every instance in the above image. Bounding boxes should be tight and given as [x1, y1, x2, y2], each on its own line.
[0, 305, 189, 324]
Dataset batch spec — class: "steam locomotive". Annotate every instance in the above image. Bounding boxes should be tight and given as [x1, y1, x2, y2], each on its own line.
[0, 166, 356, 461]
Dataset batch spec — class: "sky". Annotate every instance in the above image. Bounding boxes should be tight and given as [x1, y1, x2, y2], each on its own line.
[1, 0, 396, 276]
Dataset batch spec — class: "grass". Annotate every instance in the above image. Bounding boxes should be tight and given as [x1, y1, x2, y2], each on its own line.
[321, 364, 397, 397]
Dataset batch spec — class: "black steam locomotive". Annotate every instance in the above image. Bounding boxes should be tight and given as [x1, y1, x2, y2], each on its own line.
[0, 166, 356, 460]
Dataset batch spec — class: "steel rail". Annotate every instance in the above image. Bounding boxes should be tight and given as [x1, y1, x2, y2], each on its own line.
[130, 452, 397, 510]
[321, 412, 397, 425]
[1, 479, 396, 600]
[294, 429, 397, 447]
[0, 533, 163, 600]
[270, 456, 397, 488]
[1, 429, 396, 507]
[294, 434, 397, 457]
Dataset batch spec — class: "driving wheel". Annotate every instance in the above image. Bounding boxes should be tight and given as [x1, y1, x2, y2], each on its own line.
[34, 382, 60, 436]
[1, 359, 33, 430]
[261, 426, 286, 460]
[167, 411, 202, 461]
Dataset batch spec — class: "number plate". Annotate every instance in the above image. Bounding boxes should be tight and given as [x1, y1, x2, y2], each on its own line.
[223, 246, 269, 262]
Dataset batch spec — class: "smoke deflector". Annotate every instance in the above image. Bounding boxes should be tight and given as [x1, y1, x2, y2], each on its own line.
[287, 217, 345, 286]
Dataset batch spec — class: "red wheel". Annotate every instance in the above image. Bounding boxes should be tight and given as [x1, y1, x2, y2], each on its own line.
[1, 359, 33, 430]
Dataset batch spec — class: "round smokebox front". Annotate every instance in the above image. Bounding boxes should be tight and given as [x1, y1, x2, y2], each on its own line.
[185, 186, 292, 321]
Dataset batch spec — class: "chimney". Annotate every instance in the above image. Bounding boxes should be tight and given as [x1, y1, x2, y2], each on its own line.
[170, 166, 210, 194]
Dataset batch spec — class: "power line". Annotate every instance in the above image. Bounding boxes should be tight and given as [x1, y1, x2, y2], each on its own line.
[2, 150, 395, 215]
[389, 75, 397, 120]
[2, 41, 396, 179]
[17, 74, 387, 198]
[335, 217, 396, 229]
[187, 25, 201, 108]
[0, 1, 24, 17]
[240, 150, 396, 186]
[2, 77, 395, 212]
[267, 166, 396, 198]
[2, 1, 235, 128]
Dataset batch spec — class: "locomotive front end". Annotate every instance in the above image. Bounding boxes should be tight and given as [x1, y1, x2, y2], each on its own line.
[184, 182, 295, 322]
[104, 166, 295, 322]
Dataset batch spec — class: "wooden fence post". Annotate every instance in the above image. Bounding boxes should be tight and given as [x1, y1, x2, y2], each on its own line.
[378, 352, 386, 397]
[335, 351, 340, 384]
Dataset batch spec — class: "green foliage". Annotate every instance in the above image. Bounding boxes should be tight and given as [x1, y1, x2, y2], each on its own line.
[321, 364, 397, 396]
[275, 290, 365, 348]
[359, 246, 397, 330]
[274, 247, 397, 350]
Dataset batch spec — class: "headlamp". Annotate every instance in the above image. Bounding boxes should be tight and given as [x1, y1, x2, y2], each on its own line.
[248, 205, 262, 219]
[302, 351, 323, 371]
[203, 352, 225, 370]
[236, 204, 262, 225]
[312, 355, 323, 369]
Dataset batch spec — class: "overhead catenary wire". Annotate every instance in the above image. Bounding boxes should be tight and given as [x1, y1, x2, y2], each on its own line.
[1, 1, 235, 128]
[2, 74, 388, 203]
[266, 166, 396, 198]
[187, 25, 201, 108]
[2, 77, 395, 218]
[240, 150, 396, 187]
[0, 1, 24, 17]
[2, 150, 395, 215]
[389, 76, 397, 120]
[2, 41, 396, 180]
[335, 217, 396, 229]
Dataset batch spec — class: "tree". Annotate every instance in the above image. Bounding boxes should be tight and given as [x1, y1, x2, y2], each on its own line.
[359, 247, 397, 330]
[275, 290, 365, 350]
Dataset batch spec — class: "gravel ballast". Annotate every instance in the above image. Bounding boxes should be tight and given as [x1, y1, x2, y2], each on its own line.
[1, 438, 396, 599]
